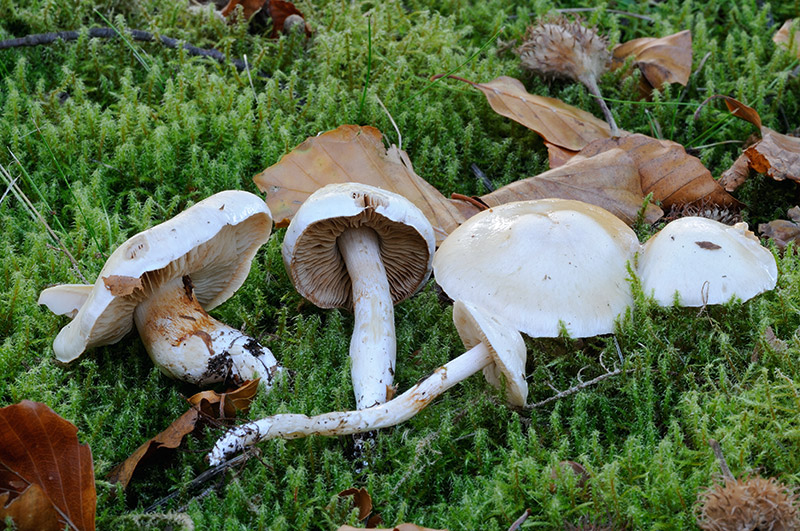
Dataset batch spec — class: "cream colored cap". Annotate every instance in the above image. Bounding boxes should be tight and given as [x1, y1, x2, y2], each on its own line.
[282, 183, 435, 309]
[39, 190, 273, 363]
[434, 199, 640, 338]
[453, 300, 527, 406]
[638, 217, 777, 306]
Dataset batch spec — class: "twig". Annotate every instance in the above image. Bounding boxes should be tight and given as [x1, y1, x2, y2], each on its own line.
[525, 368, 628, 409]
[708, 439, 734, 481]
[554, 8, 655, 23]
[0, 27, 250, 71]
[375, 94, 402, 150]
[508, 508, 532, 531]
[144, 449, 256, 513]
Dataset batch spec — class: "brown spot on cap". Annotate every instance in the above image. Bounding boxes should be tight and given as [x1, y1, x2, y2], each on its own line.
[695, 241, 722, 250]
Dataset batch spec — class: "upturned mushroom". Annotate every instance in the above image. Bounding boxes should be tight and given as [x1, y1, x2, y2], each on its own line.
[209, 198, 639, 463]
[282, 182, 435, 410]
[38, 190, 282, 388]
[638, 217, 778, 306]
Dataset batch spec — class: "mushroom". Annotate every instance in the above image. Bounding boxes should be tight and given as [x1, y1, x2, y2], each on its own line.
[209, 198, 639, 463]
[282, 182, 435, 410]
[38, 190, 282, 388]
[638, 217, 778, 306]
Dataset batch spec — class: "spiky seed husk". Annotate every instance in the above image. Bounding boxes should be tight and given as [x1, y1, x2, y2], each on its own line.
[696, 476, 800, 531]
[515, 17, 610, 86]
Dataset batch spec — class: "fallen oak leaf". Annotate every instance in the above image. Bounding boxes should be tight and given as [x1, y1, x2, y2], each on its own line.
[0, 400, 96, 531]
[475, 148, 663, 225]
[108, 379, 259, 489]
[253, 125, 466, 245]
[612, 30, 692, 88]
[437, 75, 611, 151]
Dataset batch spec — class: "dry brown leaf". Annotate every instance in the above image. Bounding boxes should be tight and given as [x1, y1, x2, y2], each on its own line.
[267, 0, 311, 37]
[774, 19, 800, 58]
[108, 379, 259, 489]
[545, 142, 578, 168]
[716, 95, 800, 185]
[0, 400, 96, 531]
[759, 206, 800, 250]
[575, 133, 741, 209]
[612, 30, 692, 88]
[337, 525, 447, 531]
[338, 488, 373, 521]
[220, 0, 266, 19]
[478, 148, 663, 224]
[253, 125, 466, 245]
[441, 75, 611, 151]
[719, 152, 751, 192]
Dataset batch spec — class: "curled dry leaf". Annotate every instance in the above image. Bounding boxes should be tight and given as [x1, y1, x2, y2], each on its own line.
[0, 400, 96, 531]
[774, 19, 800, 58]
[221, 0, 310, 37]
[575, 133, 741, 210]
[718, 152, 751, 192]
[474, 148, 663, 225]
[253, 125, 466, 245]
[108, 379, 259, 489]
[612, 30, 692, 88]
[442, 75, 611, 151]
[716, 95, 800, 189]
[338, 487, 373, 521]
[759, 206, 800, 250]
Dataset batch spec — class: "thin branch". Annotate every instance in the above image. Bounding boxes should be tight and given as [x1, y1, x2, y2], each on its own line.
[375, 94, 402, 150]
[470, 163, 495, 192]
[525, 368, 628, 409]
[708, 439, 734, 481]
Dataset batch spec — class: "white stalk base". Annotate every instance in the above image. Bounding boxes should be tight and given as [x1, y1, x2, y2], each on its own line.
[134, 275, 281, 388]
[208, 342, 492, 465]
[338, 227, 396, 409]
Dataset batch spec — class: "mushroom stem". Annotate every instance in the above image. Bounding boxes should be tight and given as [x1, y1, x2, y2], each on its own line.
[337, 227, 396, 409]
[133, 275, 281, 387]
[208, 342, 492, 465]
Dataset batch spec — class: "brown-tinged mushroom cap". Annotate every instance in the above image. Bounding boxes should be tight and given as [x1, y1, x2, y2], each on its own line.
[39, 190, 273, 363]
[282, 182, 435, 310]
[434, 199, 640, 338]
[453, 300, 527, 406]
[638, 217, 778, 306]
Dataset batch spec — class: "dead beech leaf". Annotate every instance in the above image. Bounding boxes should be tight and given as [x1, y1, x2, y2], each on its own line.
[612, 30, 692, 88]
[716, 95, 800, 186]
[759, 207, 800, 250]
[575, 133, 741, 209]
[478, 148, 663, 225]
[253, 125, 466, 245]
[102, 275, 143, 296]
[108, 379, 259, 489]
[545, 142, 578, 168]
[719, 153, 751, 192]
[0, 400, 96, 531]
[442, 75, 611, 151]
[774, 19, 800, 58]
[337, 525, 447, 531]
[338, 487, 373, 520]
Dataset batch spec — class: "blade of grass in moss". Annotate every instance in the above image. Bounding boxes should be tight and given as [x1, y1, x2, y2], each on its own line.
[356, 15, 372, 124]
[397, 24, 503, 109]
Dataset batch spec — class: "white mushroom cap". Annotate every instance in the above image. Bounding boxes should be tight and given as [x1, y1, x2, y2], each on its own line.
[282, 182, 436, 309]
[434, 199, 640, 338]
[453, 300, 527, 406]
[39, 191, 273, 363]
[638, 217, 778, 306]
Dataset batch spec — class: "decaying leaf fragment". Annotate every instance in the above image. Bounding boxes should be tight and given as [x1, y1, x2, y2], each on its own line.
[220, 0, 310, 37]
[253, 125, 467, 245]
[108, 379, 259, 489]
[0, 400, 96, 531]
[759, 206, 800, 250]
[474, 148, 663, 225]
[441, 75, 611, 151]
[575, 133, 741, 210]
[612, 30, 692, 88]
[774, 19, 800, 58]
[715, 96, 800, 190]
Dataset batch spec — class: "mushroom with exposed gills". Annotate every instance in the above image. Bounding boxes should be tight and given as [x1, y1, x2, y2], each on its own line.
[38, 190, 282, 388]
[282, 182, 436, 410]
[209, 198, 640, 464]
[638, 217, 778, 306]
